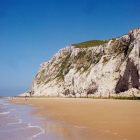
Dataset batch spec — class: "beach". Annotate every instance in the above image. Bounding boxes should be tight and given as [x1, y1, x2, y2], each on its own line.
[10, 98, 140, 140]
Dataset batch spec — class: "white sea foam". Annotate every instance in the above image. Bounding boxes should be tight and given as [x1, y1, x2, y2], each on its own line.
[8, 119, 22, 125]
[0, 111, 10, 115]
[28, 123, 45, 139]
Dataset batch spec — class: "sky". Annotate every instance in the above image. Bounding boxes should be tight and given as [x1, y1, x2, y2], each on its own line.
[0, 0, 140, 96]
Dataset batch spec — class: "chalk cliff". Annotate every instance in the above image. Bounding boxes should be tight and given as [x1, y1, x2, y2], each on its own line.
[27, 28, 140, 97]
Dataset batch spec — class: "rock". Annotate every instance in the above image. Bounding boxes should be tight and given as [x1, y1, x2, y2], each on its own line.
[117, 88, 140, 97]
[25, 27, 140, 97]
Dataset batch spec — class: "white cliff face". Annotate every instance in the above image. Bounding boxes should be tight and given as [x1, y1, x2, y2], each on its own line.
[30, 28, 140, 97]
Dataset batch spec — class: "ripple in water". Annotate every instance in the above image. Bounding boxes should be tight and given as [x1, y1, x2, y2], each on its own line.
[0, 99, 45, 140]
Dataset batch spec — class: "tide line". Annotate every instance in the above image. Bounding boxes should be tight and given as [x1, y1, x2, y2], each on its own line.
[28, 123, 45, 139]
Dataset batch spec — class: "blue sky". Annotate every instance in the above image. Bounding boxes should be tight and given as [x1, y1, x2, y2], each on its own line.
[0, 0, 140, 96]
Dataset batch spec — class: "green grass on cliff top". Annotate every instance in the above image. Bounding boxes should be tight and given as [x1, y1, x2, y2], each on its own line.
[72, 40, 109, 48]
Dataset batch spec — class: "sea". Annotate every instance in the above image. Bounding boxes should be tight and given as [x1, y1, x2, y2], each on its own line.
[0, 97, 91, 140]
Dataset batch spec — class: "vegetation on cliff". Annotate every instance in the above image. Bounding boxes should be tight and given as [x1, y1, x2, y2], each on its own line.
[73, 40, 109, 48]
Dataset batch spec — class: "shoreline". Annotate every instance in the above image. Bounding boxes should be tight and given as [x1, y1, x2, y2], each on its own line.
[11, 95, 140, 100]
[10, 97, 140, 140]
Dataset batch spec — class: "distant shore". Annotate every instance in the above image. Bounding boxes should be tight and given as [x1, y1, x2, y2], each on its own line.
[10, 97, 140, 140]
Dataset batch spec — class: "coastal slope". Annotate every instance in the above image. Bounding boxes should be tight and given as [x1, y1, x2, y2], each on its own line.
[26, 28, 140, 97]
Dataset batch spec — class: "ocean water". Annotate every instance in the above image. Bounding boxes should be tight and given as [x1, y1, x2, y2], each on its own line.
[0, 98, 46, 140]
[0, 98, 91, 140]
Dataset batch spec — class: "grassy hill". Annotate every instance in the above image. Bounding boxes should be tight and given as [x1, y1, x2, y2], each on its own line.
[72, 40, 109, 48]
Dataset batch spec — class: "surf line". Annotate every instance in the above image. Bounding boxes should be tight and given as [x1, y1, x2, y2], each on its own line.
[28, 123, 45, 139]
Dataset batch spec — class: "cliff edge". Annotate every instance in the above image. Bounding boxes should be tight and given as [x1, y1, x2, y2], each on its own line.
[25, 28, 140, 97]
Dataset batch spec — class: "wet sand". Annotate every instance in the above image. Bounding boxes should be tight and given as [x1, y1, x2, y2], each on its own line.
[11, 98, 140, 140]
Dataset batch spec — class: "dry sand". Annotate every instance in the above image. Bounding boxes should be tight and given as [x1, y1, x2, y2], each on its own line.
[10, 98, 140, 140]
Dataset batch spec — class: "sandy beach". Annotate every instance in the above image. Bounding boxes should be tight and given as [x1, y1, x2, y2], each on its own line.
[10, 98, 140, 140]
